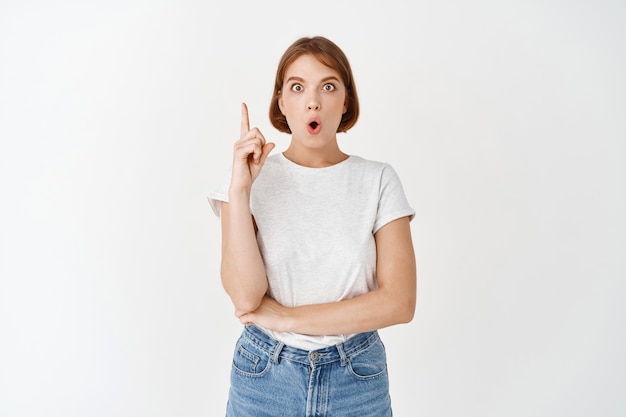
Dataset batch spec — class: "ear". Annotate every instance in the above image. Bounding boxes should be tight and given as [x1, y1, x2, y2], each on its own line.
[278, 91, 286, 115]
[343, 98, 348, 114]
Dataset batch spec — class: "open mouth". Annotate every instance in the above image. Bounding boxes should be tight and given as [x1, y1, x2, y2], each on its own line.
[307, 118, 321, 134]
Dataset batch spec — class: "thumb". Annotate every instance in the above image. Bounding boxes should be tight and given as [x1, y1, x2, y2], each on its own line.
[258, 142, 276, 166]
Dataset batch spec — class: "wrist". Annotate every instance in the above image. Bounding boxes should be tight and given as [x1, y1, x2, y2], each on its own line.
[282, 305, 300, 333]
[228, 186, 251, 202]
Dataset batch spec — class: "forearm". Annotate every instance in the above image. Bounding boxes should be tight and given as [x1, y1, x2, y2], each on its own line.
[242, 285, 415, 336]
[288, 287, 415, 335]
[238, 217, 417, 335]
[220, 189, 268, 315]
[283, 218, 416, 335]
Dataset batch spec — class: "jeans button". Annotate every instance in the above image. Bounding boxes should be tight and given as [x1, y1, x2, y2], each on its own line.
[309, 352, 319, 361]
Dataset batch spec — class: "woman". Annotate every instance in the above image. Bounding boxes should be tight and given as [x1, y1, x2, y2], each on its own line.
[209, 36, 416, 417]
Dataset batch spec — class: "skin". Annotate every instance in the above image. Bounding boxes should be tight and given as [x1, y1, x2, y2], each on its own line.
[219, 103, 274, 317]
[220, 54, 417, 335]
[279, 54, 349, 168]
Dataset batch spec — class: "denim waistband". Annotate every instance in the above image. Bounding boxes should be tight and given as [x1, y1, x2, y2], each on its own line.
[241, 324, 380, 367]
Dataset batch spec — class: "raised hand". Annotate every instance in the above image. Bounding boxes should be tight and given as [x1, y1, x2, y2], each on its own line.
[230, 103, 275, 193]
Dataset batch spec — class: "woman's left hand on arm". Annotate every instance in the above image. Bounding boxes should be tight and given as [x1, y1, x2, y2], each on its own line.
[238, 296, 293, 332]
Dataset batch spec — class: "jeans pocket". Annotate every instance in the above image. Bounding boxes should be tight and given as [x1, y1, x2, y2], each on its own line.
[346, 337, 388, 380]
[231, 336, 272, 378]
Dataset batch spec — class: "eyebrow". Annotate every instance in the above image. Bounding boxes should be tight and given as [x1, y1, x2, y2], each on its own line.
[285, 76, 341, 84]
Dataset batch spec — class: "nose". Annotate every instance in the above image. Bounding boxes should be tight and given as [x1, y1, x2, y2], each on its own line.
[307, 91, 321, 110]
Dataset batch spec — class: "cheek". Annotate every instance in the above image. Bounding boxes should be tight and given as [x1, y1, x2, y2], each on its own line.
[330, 93, 347, 111]
[331, 96, 347, 114]
[280, 95, 302, 114]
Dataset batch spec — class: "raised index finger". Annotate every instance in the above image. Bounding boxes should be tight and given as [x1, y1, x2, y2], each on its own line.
[240, 102, 250, 136]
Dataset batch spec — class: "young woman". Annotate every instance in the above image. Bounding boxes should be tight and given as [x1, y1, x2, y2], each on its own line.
[209, 36, 416, 417]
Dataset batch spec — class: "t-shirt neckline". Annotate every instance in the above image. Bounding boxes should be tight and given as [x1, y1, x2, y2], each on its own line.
[278, 152, 353, 172]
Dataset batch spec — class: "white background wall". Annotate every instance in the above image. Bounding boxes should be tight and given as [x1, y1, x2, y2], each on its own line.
[1, 1, 624, 416]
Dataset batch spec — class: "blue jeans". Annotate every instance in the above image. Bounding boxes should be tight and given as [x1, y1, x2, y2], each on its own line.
[226, 324, 392, 417]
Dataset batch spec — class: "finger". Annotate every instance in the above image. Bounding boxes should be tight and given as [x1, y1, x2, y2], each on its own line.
[239, 129, 266, 162]
[251, 144, 262, 162]
[238, 313, 253, 325]
[235, 139, 263, 163]
[240, 102, 250, 137]
[240, 128, 266, 145]
[234, 143, 262, 164]
[235, 129, 266, 149]
[258, 142, 275, 166]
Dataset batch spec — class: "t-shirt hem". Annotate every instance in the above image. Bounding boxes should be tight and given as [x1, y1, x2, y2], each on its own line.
[261, 326, 357, 351]
[207, 192, 228, 217]
[373, 208, 416, 234]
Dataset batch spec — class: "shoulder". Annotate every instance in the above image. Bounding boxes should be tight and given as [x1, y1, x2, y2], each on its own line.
[348, 156, 410, 198]
[347, 155, 388, 169]
[346, 155, 397, 177]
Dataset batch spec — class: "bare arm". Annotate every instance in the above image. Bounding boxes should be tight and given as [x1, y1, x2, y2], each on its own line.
[220, 196, 268, 317]
[238, 216, 417, 334]
[220, 103, 274, 316]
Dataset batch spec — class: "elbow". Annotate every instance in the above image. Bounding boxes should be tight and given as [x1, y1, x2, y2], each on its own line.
[220, 271, 267, 317]
[393, 292, 416, 325]
[232, 297, 263, 318]
[222, 285, 265, 318]
[399, 302, 415, 324]
[396, 302, 415, 324]
[379, 285, 416, 326]
[398, 273, 417, 324]
[225, 281, 266, 317]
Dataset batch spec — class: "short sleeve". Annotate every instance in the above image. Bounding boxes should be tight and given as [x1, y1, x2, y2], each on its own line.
[373, 164, 415, 233]
[207, 167, 231, 217]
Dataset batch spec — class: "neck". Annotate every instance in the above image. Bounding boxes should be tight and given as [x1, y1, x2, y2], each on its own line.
[283, 140, 348, 168]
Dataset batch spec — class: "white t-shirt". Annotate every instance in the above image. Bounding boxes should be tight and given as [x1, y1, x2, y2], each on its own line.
[208, 153, 415, 350]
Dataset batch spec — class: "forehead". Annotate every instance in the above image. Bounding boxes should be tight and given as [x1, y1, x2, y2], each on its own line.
[284, 54, 342, 81]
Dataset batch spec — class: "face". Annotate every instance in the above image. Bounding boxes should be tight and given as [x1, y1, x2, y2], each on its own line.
[278, 54, 348, 146]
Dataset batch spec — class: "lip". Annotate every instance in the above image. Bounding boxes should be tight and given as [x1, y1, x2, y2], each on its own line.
[306, 117, 322, 135]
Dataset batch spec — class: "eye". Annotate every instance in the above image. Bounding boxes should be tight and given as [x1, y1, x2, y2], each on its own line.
[322, 83, 335, 91]
[290, 83, 303, 92]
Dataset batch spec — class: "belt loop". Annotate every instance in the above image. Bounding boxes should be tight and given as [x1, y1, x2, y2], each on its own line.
[336, 342, 347, 367]
[272, 342, 284, 364]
